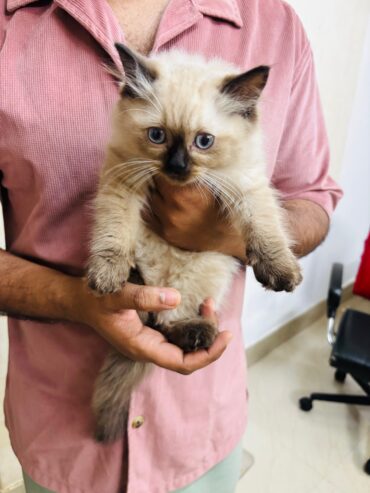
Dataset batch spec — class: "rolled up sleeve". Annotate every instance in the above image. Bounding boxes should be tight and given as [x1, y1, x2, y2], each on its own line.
[271, 43, 343, 217]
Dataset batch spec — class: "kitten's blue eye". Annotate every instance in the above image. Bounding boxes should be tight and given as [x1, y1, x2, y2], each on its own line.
[194, 133, 215, 150]
[148, 127, 166, 144]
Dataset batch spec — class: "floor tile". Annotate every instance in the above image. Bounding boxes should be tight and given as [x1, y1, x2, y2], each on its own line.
[240, 295, 370, 492]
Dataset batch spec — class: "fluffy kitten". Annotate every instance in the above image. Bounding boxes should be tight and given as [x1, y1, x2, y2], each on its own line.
[87, 44, 302, 442]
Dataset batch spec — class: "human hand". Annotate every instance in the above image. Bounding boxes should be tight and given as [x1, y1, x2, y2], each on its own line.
[74, 280, 232, 375]
[143, 176, 247, 262]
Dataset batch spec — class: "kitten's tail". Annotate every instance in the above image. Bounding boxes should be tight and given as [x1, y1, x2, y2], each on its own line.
[92, 350, 150, 443]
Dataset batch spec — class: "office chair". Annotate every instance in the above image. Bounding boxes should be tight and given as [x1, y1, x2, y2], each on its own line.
[299, 263, 370, 475]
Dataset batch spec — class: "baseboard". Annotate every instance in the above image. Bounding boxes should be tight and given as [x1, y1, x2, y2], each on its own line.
[0, 482, 24, 493]
[246, 282, 354, 366]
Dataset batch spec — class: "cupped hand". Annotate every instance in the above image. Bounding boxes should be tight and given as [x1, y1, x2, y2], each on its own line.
[77, 281, 232, 375]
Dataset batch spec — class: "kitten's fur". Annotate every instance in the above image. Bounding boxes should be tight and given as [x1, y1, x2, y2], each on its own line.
[88, 45, 302, 442]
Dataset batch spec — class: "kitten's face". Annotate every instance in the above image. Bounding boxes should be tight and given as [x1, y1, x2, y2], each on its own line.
[111, 45, 269, 190]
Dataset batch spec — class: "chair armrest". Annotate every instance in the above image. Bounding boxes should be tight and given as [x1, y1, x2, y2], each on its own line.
[327, 263, 343, 318]
[327, 263, 343, 345]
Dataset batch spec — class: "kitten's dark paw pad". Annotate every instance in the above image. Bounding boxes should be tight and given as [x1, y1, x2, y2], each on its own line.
[165, 318, 218, 353]
[87, 252, 132, 295]
[252, 253, 302, 292]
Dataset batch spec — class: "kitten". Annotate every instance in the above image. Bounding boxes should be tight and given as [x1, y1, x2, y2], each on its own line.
[87, 44, 302, 442]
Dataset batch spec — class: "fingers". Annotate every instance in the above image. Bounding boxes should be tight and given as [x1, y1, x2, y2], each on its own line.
[143, 297, 229, 373]
[153, 176, 178, 202]
[153, 176, 212, 207]
[181, 330, 232, 374]
[148, 329, 232, 375]
[109, 282, 181, 312]
[199, 298, 218, 326]
[140, 206, 163, 236]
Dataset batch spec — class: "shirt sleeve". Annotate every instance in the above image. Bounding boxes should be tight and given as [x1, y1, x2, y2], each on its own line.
[271, 43, 343, 217]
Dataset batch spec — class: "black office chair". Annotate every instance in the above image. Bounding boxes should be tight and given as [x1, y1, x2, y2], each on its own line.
[299, 263, 370, 475]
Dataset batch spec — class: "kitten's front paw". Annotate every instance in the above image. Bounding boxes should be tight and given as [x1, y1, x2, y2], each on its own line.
[87, 251, 132, 295]
[251, 250, 302, 292]
[163, 318, 218, 353]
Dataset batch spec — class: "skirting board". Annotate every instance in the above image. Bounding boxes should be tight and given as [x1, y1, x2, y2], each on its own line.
[0, 483, 24, 493]
[246, 282, 354, 367]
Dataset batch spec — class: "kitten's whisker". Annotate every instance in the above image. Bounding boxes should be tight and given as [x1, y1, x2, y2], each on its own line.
[125, 167, 157, 191]
[204, 175, 244, 215]
[205, 170, 243, 202]
[193, 177, 212, 205]
[131, 171, 157, 193]
[200, 173, 231, 203]
[199, 174, 237, 220]
[102, 159, 160, 181]
[104, 165, 155, 185]
[126, 166, 156, 182]
[104, 165, 147, 183]
[197, 175, 223, 205]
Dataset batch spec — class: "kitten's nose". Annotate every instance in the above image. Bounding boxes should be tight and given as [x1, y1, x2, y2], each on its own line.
[164, 142, 190, 179]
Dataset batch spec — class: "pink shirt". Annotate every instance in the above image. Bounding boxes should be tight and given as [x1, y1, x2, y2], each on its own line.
[0, 1, 342, 492]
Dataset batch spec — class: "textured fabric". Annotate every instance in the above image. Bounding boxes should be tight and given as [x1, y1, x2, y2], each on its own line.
[0, 1, 342, 493]
[172, 441, 243, 493]
[22, 441, 242, 493]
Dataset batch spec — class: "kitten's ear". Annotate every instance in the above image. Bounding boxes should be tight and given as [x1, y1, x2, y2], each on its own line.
[221, 66, 270, 118]
[115, 43, 157, 98]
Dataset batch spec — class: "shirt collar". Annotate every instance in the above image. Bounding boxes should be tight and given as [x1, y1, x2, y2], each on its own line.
[6, 0, 38, 12]
[194, 0, 243, 28]
[6, 0, 243, 27]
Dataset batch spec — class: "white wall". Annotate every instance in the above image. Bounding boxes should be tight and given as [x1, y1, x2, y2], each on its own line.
[243, 4, 370, 347]
[286, 0, 370, 180]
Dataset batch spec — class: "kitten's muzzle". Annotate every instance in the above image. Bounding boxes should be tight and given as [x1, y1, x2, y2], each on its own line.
[163, 142, 191, 181]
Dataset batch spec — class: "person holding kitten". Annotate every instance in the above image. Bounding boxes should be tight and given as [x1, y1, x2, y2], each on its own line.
[0, 1, 342, 493]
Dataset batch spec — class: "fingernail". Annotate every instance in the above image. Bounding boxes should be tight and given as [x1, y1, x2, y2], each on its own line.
[224, 332, 233, 344]
[159, 290, 180, 306]
[208, 298, 215, 311]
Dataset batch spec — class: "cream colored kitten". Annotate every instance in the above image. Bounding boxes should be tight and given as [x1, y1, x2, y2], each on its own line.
[87, 45, 302, 442]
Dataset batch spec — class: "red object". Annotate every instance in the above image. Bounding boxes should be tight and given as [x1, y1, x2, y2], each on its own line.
[353, 232, 370, 299]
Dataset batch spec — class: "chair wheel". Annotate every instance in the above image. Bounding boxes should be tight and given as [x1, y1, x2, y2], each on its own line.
[364, 459, 370, 475]
[334, 370, 346, 383]
[299, 397, 313, 411]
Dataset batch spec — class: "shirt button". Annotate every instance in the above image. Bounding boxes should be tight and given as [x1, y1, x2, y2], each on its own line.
[131, 416, 145, 429]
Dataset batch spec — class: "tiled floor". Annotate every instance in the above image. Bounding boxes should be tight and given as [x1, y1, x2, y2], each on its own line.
[236, 295, 370, 493]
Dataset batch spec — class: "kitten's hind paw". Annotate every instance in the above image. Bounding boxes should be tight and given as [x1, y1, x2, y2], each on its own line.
[252, 251, 302, 292]
[163, 318, 218, 353]
[87, 251, 132, 295]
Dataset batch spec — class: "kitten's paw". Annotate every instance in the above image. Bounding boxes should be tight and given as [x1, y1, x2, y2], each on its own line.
[251, 250, 302, 292]
[163, 318, 218, 353]
[87, 251, 132, 295]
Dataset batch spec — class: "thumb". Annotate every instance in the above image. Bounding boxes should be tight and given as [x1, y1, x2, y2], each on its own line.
[115, 282, 181, 312]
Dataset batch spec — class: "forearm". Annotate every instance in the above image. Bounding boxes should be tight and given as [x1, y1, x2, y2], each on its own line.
[0, 249, 84, 322]
[282, 199, 329, 257]
[218, 198, 329, 261]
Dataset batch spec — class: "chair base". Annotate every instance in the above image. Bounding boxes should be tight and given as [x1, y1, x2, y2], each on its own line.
[334, 369, 346, 383]
[299, 371, 370, 475]
[299, 393, 370, 409]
